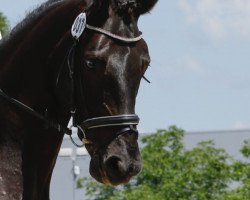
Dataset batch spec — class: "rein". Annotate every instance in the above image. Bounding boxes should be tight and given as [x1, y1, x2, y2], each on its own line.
[0, 88, 139, 147]
[0, 88, 71, 134]
[0, 13, 142, 147]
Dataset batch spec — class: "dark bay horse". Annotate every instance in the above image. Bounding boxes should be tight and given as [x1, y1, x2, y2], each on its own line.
[0, 0, 158, 199]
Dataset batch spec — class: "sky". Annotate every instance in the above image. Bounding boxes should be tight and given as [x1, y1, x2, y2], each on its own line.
[1, 0, 250, 133]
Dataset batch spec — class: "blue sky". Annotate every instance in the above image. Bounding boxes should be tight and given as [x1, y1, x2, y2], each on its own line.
[1, 0, 250, 133]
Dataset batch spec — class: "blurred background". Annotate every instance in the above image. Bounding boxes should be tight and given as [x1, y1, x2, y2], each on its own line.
[1, 0, 250, 199]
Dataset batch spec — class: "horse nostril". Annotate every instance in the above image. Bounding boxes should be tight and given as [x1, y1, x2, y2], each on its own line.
[128, 164, 141, 176]
[105, 156, 141, 179]
[105, 156, 126, 176]
[128, 165, 134, 174]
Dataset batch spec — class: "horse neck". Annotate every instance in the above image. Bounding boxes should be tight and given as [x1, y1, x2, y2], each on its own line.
[0, 2, 90, 197]
[0, 1, 87, 109]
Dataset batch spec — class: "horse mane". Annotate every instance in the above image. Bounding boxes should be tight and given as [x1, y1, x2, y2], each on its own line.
[9, 0, 64, 39]
[0, 0, 66, 65]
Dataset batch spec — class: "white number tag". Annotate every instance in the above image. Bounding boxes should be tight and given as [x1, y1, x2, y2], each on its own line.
[71, 13, 86, 39]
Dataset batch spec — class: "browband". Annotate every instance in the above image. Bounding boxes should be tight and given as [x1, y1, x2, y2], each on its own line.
[86, 24, 143, 43]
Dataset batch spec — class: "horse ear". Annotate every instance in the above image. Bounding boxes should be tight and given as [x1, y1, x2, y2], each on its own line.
[139, 0, 158, 15]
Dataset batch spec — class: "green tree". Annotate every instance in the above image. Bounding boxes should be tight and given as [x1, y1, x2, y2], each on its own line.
[78, 126, 250, 200]
[223, 139, 250, 200]
[0, 12, 9, 36]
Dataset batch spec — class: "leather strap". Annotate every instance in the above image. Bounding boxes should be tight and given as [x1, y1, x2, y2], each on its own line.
[81, 114, 139, 130]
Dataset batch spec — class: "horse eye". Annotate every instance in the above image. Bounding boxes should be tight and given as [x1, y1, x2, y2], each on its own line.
[84, 59, 104, 69]
[85, 60, 97, 69]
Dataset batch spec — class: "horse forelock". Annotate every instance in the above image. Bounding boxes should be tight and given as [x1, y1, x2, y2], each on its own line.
[102, 0, 158, 14]
[112, 0, 138, 10]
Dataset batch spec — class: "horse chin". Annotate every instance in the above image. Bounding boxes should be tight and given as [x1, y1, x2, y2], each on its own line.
[89, 159, 135, 186]
[104, 176, 131, 186]
[91, 171, 132, 186]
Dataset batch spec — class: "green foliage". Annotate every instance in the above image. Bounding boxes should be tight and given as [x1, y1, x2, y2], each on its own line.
[223, 139, 250, 199]
[78, 126, 250, 200]
[0, 12, 9, 36]
[241, 139, 250, 158]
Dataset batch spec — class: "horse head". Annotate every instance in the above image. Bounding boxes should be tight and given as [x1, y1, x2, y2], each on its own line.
[58, 0, 157, 185]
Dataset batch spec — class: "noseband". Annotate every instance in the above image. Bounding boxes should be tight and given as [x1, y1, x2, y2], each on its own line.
[77, 115, 139, 145]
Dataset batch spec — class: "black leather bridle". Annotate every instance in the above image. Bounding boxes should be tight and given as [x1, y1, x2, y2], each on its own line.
[78, 115, 140, 145]
[0, 44, 140, 146]
[61, 37, 140, 146]
[0, 12, 142, 147]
